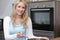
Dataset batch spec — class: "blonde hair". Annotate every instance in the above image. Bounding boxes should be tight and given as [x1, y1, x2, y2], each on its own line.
[10, 0, 28, 28]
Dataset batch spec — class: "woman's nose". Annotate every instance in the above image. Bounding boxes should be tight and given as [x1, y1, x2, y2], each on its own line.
[20, 8, 23, 11]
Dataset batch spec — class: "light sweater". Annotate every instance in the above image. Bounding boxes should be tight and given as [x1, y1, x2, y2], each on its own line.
[3, 16, 34, 40]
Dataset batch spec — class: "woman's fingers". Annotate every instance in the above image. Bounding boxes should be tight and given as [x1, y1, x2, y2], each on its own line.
[17, 33, 24, 38]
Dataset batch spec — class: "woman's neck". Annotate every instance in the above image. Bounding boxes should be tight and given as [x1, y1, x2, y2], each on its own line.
[16, 15, 21, 19]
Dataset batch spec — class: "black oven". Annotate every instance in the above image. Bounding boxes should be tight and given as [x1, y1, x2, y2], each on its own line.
[0, 19, 3, 31]
[30, 7, 54, 31]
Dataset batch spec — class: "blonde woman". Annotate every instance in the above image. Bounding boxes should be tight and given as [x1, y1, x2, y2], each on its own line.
[3, 0, 49, 40]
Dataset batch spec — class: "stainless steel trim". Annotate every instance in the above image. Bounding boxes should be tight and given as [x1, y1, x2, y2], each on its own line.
[31, 9, 50, 11]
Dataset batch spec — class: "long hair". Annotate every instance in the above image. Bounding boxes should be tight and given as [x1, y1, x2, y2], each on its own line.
[10, 0, 28, 28]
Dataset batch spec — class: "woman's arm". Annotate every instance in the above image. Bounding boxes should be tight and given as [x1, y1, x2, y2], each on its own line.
[3, 16, 17, 40]
[26, 17, 34, 38]
[26, 17, 42, 38]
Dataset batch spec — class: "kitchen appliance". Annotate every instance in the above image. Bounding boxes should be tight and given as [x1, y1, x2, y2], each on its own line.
[30, 7, 54, 31]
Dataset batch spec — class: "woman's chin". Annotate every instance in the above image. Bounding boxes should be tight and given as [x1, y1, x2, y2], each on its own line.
[18, 14, 22, 16]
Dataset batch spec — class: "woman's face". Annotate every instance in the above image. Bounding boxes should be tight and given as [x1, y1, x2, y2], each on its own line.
[15, 2, 26, 16]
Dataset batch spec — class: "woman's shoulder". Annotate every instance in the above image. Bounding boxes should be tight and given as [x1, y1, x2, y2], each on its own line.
[4, 16, 11, 21]
[27, 17, 32, 24]
[28, 17, 31, 21]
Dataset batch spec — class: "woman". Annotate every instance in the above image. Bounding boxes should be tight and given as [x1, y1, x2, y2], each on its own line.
[3, 0, 49, 40]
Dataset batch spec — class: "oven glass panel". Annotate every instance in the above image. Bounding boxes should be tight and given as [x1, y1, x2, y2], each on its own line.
[34, 12, 50, 24]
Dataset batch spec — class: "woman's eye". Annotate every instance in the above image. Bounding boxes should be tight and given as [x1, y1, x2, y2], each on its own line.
[22, 7, 25, 9]
[18, 6, 21, 8]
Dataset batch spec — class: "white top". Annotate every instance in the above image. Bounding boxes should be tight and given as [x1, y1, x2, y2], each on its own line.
[3, 16, 46, 40]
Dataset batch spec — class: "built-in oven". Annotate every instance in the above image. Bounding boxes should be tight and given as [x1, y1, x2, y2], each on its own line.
[30, 7, 54, 31]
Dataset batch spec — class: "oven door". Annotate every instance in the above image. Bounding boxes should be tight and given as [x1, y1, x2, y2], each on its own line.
[30, 8, 54, 31]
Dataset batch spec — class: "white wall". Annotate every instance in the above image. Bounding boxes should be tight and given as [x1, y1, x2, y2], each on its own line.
[0, 0, 9, 18]
[0, 0, 15, 18]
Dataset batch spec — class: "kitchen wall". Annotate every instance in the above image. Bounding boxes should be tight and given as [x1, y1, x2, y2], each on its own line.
[0, 0, 9, 18]
[0, 0, 16, 18]
[56, 0, 60, 1]
[54, 1, 60, 38]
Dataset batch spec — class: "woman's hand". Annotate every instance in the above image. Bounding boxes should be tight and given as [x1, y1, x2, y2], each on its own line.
[17, 32, 24, 38]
